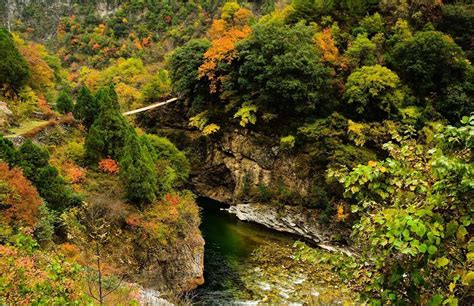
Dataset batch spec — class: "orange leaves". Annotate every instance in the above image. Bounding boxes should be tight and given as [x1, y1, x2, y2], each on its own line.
[314, 28, 341, 66]
[198, 7, 252, 93]
[98, 158, 119, 174]
[336, 204, 349, 222]
[14, 37, 54, 90]
[164, 193, 180, 206]
[63, 162, 86, 184]
[0, 162, 42, 227]
[142, 36, 152, 48]
[38, 95, 55, 118]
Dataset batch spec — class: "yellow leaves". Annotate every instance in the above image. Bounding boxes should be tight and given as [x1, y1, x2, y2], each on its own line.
[202, 123, 220, 135]
[234, 102, 257, 127]
[368, 160, 378, 167]
[115, 82, 143, 109]
[13, 35, 54, 90]
[368, 160, 387, 173]
[314, 28, 340, 64]
[189, 111, 220, 136]
[336, 204, 349, 222]
[96, 23, 107, 35]
[348, 119, 367, 146]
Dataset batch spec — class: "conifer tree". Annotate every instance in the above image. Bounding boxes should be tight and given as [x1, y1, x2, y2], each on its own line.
[56, 90, 74, 114]
[119, 137, 158, 206]
[0, 27, 30, 89]
[84, 85, 134, 164]
[73, 86, 99, 129]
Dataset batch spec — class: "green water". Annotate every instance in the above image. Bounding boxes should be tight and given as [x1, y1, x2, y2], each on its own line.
[194, 197, 296, 304]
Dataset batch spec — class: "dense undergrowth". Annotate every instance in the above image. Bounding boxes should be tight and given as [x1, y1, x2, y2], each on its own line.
[0, 0, 473, 304]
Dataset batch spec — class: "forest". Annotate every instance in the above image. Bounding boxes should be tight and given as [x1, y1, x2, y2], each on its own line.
[0, 0, 472, 305]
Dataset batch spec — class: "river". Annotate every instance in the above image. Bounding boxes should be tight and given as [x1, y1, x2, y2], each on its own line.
[192, 198, 354, 305]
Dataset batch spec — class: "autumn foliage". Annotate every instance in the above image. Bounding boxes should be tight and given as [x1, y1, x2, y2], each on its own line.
[314, 28, 342, 66]
[198, 3, 252, 93]
[62, 162, 86, 183]
[0, 162, 42, 227]
[98, 157, 119, 174]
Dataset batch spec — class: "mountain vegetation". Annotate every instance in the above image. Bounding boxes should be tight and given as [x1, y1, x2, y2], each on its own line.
[0, 0, 472, 304]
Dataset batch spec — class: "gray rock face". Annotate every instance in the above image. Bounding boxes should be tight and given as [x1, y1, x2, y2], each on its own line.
[1, 0, 120, 38]
[0, 101, 13, 130]
[228, 203, 355, 256]
[138, 225, 205, 293]
[192, 130, 314, 204]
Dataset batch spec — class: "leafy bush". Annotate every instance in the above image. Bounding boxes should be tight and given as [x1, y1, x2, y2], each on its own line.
[330, 116, 474, 304]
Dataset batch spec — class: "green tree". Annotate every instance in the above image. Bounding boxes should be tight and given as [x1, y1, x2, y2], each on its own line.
[84, 86, 134, 164]
[0, 135, 19, 165]
[56, 90, 74, 114]
[345, 33, 377, 68]
[288, 0, 335, 23]
[73, 86, 100, 129]
[436, 4, 474, 61]
[140, 134, 190, 194]
[389, 31, 471, 98]
[119, 137, 158, 206]
[331, 116, 474, 304]
[229, 20, 331, 122]
[18, 140, 81, 211]
[0, 27, 30, 89]
[356, 12, 385, 36]
[343, 65, 405, 121]
[168, 39, 212, 114]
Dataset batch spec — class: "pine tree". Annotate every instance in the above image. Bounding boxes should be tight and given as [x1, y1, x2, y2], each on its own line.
[0, 27, 30, 89]
[73, 86, 99, 129]
[119, 137, 158, 207]
[84, 85, 134, 164]
[56, 90, 74, 114]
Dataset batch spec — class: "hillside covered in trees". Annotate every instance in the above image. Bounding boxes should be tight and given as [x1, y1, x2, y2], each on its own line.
[0, 0, 473, 304]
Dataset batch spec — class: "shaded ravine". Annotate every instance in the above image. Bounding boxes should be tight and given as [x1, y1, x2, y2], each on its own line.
[193, 197, 296, 304]
[192, 198, 355, 305]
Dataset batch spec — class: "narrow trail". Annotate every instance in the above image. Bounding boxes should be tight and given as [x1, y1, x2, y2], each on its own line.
[122, 97, 179, 116]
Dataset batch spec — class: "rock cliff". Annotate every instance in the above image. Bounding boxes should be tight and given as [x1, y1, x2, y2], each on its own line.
[140, 104, 351, 250]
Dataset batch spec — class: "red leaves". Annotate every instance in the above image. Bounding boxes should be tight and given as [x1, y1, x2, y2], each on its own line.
[0, 162, 42, 227]
[164, 193, 180, 206]
[98, 158, 119, 174]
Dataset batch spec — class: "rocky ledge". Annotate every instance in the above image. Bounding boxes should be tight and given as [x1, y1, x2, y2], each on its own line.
[228, 203, 355, 256]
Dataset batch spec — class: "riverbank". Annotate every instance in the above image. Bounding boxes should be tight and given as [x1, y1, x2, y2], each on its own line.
[228, 203, 356, 256]
[193, 198, 355, 305]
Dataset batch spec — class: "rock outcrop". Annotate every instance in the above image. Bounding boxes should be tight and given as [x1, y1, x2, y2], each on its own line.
[191, 130, 315, 204]
[138, 228, 205, 293]
[228, 203, 354, 256]
[141, 104, 351, 251]
[0, 101, 13, 131]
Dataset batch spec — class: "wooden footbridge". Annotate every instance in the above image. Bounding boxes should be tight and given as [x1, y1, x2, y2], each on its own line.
[122, 97, 179, 116]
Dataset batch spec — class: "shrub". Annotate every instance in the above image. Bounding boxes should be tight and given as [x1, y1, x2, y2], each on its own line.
[0, 162, 42, 228]
[98, 157, 119, 174]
